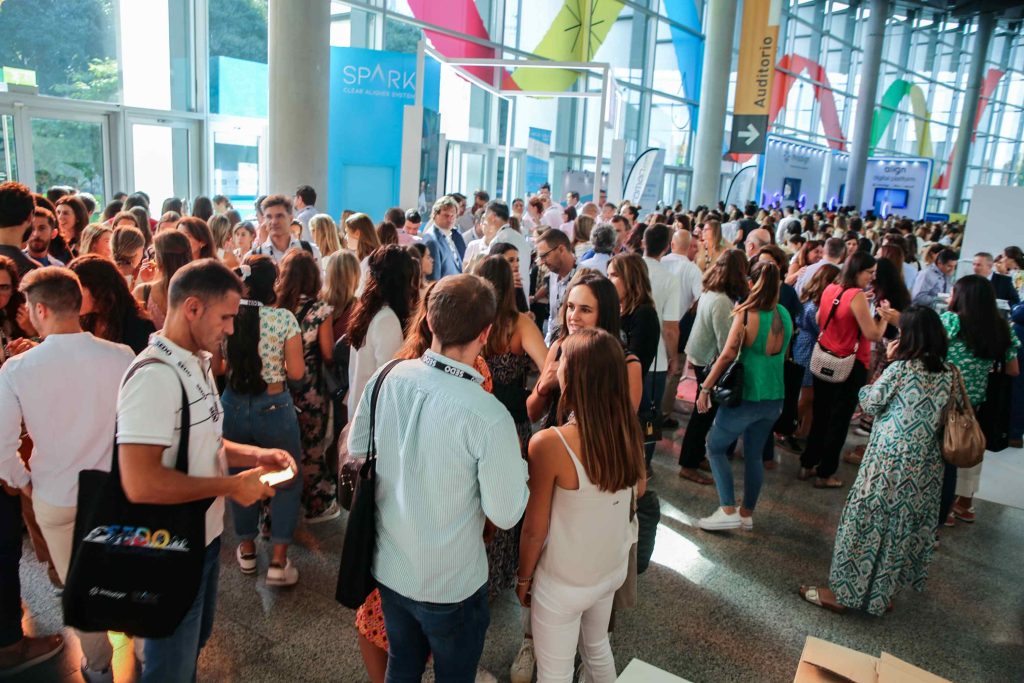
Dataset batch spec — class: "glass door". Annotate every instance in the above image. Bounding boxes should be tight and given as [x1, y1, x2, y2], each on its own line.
[445, 141, 496, 197]
[126, 117, 198, 208]
[208, 119, 267, 214]
[29, 114, 110, 205]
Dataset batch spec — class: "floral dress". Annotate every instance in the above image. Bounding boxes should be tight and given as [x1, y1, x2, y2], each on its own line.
[828, 360, 953, 615]
[940, 311, 1019, 407]
[291, 296, 334, 517]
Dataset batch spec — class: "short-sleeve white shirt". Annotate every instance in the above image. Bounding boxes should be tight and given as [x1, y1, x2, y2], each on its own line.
[116, 335, 226, 546]
[643, 256, 682, 369]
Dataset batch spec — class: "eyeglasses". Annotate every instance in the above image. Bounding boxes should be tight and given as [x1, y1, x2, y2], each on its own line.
[536, 246, 558, 261]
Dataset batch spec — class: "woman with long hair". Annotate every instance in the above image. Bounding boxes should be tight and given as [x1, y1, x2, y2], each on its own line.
[792, 264, 841, 439]
[375, 221, 399, 247]
[156, 211, 181, 234]
[489, 242, 529, 313]
[786, 239, 823, 286]
[69, 254, 156, 353]
[800, 252, 900, 488]
[939, 275, 1020, 526]
[0, 255, 27, 367]
[277, 250, 338, 522]
[693, 262, 792, 530]
[311, 214, 342, 259]
[111, 226, 147, 288]
[607, 253, 664, 469]
[52, 194, 90, 263]
[517, 328, 646, 683]
[472, 256, 548, 611]
[223, 255, 304, 586]
[133, 230, 192, 330]
[679, 250, 750, 483]
[344, 213, 382, 262]
[347, 245, 416, 421]
[572, 215, 595, 259]
[695, 218, 727, 272]
[79, 224, 113, 260]
[527, 273, 643, 426]
[177, 216, 216, 260]
[801, 306, 954, 615]
[191, 195, 214, 222]
[406, 242, 434, 298]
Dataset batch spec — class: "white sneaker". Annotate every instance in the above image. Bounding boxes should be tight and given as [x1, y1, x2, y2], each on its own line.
[739, 514, 753, 531]
[266, 559, 299, 586]
[475, 666, 498, 682]
[510, 637, 535, 683]
[698, 507, 741, 531]
[80, 657, 114, 683]
[305, 501, 341, 524]
[236, 544, 257, 575]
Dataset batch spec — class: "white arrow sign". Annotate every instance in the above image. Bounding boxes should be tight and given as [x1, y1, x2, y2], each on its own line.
[738, 123, 760, 146]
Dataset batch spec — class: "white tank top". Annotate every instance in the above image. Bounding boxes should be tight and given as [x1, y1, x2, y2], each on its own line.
[536, 427, 634, 589]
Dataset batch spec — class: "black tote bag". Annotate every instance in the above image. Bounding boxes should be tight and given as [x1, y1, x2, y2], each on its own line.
[978, 362, 1012, 453]
[63, 359, 214, 638]
[335, 359, 402, 609]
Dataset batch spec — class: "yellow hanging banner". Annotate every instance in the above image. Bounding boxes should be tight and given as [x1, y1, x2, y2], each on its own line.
[729, 0, 782, 155]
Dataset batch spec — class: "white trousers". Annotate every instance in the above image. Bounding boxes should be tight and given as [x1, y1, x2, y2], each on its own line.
[530, 574, 619, 683]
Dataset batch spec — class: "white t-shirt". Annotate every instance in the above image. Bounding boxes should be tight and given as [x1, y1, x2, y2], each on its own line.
[348, 306, 404, 421]
[116, 335, 226, 546]
[0, 333, 135, 507]
[542, 206, 563, 230]
[643, 256, 682, 370]
[661, 253, 704, 316]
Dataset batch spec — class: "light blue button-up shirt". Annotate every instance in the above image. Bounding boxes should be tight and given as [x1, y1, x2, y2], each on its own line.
[348, 351, 529, 603]
[911, 263, 949, 307]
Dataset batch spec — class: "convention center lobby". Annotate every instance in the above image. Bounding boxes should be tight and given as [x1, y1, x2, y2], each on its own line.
[1, 0, 1023, 682]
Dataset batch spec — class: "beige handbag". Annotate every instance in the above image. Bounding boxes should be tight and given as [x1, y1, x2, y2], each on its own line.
[942, 366, 986, 468]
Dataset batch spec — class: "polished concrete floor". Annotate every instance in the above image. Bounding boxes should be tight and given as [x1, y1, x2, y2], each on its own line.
[12, 400, 1024, 682]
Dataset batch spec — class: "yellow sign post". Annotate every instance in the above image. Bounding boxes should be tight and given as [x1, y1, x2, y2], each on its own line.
[729, 0, 781, 155]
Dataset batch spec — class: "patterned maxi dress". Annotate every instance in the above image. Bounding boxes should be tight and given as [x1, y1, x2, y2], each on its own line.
[291, 296, 335, 517]
[484, 351, 532, 596]
[828, 359, 953, 615]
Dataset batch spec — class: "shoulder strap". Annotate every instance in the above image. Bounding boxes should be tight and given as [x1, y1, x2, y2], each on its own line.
[297, 298, 318, 324]
[365, 359, 403, 466]
[143, 284, 152, 306]
[820, 287, 852, 335]
[114, 358, 191, 477]
[300, 240, 313, 255]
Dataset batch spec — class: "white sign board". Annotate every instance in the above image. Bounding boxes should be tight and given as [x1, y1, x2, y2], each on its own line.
[760, 137, 827, 209]
[959, 185, 1024, 272]
[860, 157, 933, 220]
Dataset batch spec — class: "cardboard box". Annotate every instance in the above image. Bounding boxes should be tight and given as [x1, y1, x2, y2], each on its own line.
[794, 636, 952, 683]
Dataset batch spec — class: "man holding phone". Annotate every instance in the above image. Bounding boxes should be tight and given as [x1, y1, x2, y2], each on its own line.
[116, 259, 293, 682]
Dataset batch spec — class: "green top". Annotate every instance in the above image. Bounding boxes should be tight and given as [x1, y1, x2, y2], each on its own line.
[740, 306, 793, 402]
[940, 311, 1019, 406]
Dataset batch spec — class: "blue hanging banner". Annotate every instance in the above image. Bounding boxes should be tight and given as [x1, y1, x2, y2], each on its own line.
[327, 47, 439, 221]
[526, 127, 552, 195]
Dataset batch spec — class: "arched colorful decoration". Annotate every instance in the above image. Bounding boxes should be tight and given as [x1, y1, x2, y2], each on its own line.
[728, 53, 847, 163]
[869, 79, 933, 158]
[660, 0, 704, 121]
[933, 68, 1004, 190]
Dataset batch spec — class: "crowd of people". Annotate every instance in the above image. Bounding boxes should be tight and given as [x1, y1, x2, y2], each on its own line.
[1, 177, 1022, 682]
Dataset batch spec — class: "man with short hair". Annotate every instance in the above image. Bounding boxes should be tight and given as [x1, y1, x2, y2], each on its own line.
[776, 206, 800, 245]
[458, 190, 490, 237]
[24, 208, 64, 267]
[974, 251, 1020, 305]
[404, 209, 422, 236]
[795, 237, 846, 295]
[486, 201, 532, 296]
[247, 194, 322, 267]
[422, 196, 466, 281]
[0, 181, 41, 276]
[292, 185, 318, 241]
[0, 267, 136, 680]
[565, 191, 580, 210]
[535, 229, 576, 345]
[744, 227, 772, 259]
[349, 274, 527, 681]
[641, 225, 682, 462]
[541, 195, 563, 231]
[578, 201, 598, 219]
[912, 249, 957, 307]
[600, 201, 616, 223]
[661, 229, 703, 422]
[383, 207, 414, 246]
[117, 260, 294, 681]
[734, 204, 759, 247]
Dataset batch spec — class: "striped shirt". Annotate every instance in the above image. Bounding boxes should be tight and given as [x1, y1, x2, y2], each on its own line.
[348, 351, 529, 603]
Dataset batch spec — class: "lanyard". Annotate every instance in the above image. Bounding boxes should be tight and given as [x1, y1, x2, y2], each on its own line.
[420, 353, 481, 384]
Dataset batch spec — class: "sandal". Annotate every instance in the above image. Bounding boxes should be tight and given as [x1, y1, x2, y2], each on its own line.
[678, 468, 714, 485]
[799, 585, 846, 614]
[842, 447, 864, 465]
[814, 477, 844, 489]
[797, 467, 815, 481]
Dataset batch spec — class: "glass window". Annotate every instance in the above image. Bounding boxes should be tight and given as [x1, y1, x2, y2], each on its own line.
[209, 0, 268, 117]
[31, 118, 106, 204]
[131, 124, 192, 205]
[121, 0, 192, 110]
[212, 128, 263, 205]
[649, 95, 692, 167]
[0, 0, 120, 103]
[0, 115, 17, 184]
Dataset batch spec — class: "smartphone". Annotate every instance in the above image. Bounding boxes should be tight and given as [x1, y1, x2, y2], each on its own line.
[259, 467, 295, 487]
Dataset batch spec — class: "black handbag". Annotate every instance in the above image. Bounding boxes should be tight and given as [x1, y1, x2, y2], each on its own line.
[635, 489, 661, 574]
[63, 359, 213, 638]
[712, 311, 747, 408]
[323, 334, 351, 402]
[977, 361, 1012, 452]
[773, 358, 805, 435]
[335, 359, 402, 609]
[642, 353, 663, 444]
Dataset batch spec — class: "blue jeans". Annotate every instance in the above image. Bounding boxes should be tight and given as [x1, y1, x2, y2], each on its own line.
[0, 490, 23, 647]
[642, 370, 668, 465]
[378, 582, 490, 683]
[707, 399, 783, 510]
[141, 537, 221, 683]
[222, 388, 303, 545]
